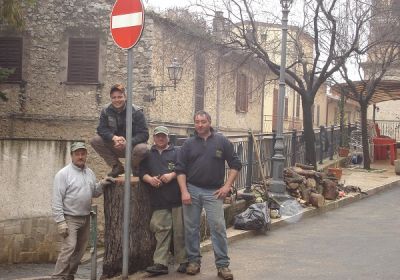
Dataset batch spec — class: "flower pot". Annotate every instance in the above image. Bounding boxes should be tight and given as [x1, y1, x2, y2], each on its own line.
[338, 147, 349, 157]
[327, 167, 342, 180]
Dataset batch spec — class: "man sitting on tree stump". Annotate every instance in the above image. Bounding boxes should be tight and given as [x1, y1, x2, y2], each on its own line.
[90, 84, 149, 177]
[139, 126, 188, 276]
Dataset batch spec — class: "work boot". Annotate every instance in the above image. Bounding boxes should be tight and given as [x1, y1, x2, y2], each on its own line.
[107, 162, 124, 178]
[186, 262, 200, 275]
[145, 263, 168, 275]
[177, 262, 189, 273]
[217, 266, 233, 280]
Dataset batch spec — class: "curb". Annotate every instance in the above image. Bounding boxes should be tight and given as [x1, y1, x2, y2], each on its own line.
[200, 179, 400, 253]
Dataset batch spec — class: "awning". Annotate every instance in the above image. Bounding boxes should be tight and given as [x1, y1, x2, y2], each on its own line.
[331, 80, 400, 104]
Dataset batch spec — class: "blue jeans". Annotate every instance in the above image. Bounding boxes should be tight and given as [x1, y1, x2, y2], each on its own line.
[183, 183, 230, 268]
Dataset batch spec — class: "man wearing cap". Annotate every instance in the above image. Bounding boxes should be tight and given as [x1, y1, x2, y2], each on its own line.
[90, 84, 149, 177]
[52, 142, 114, 280]
[139, 126, 188, 276]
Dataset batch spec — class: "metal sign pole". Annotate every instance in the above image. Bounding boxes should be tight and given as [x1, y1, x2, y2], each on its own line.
[122, 47, 133, 279]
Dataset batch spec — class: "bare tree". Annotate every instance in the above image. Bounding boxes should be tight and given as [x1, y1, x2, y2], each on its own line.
[194, 0, 375, 168]
[336, 2, 400, 169]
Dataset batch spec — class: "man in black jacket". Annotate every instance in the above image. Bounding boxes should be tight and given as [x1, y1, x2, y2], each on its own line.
[90, 84, 149, 177]
[140, 126, 187, 275]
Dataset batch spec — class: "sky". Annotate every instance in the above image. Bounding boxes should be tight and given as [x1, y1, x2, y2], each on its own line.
[144, 0, 188, 11]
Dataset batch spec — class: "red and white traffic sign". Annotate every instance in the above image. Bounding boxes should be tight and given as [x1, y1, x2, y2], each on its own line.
[110, 0, 144, 49]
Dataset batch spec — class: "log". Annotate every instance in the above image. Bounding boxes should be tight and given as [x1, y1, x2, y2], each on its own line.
[294, 169, 316, 177]
[287, 182, 300, 190]
[298, 184, 310, 204]
[310, 193, 325, 208]
[305, 178, 317, 189]
[295, 163, 315, 170]
[102, 179, 155, 279]
[322, 179, 339, 200]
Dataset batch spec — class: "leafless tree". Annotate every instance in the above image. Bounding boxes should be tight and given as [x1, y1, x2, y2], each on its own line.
[193, 0, 376, 168]
[336, 2, 400, 169]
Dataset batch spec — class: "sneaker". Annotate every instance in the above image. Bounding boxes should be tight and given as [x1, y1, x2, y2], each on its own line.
[145, 263, 168, 275]
[177, 262, 188, 273]
[107, 162, 124, 178]
[217, 266, 233, 280]
[186, 262, 200, 275]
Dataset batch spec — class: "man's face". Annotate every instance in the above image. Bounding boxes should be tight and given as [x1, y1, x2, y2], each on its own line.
[194, 114, 211, 136]
[71, 149, 87, 168]
[153, 133, 169, 149]
[110, 90, 126, 110]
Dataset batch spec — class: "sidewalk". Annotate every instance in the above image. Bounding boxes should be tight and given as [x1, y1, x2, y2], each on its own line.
[1, 158, 399, 280]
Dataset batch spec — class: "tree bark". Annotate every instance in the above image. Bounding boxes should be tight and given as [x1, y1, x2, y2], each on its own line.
[302, 99, 317, 168]
[360, 103, 371, 169]
[102, 180, 155, 279]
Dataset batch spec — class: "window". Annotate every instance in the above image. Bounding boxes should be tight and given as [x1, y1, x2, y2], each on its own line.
[67, 38, 99, 83]
[194, 52, 205, 112]
[0, 37, 23, 82]
[295, 94, 300, 118]
[236, 73, 248, 113]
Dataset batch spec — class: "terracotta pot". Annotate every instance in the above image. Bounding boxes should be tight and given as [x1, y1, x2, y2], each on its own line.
[338, 147, 350, 157]
[327, 167, 342, 180]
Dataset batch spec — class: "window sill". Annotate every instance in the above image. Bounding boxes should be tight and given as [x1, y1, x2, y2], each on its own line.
[61, 81, 104, 86]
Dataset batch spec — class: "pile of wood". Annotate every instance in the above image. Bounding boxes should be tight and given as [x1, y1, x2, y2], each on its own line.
[284, 163, 340, 208]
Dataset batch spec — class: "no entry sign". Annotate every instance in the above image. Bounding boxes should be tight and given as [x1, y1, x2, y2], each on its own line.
[110, 0, 144, 49]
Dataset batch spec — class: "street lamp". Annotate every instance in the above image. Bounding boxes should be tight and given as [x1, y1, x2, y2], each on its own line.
[270, 0, 293, 194]
[146, 58, 183, 101]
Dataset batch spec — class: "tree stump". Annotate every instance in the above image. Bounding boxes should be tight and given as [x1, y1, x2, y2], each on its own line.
[101, 178, 155, 279]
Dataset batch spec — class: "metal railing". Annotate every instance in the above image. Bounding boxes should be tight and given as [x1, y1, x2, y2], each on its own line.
[171, 124, 356, 191]
[374, 119, 400, 141]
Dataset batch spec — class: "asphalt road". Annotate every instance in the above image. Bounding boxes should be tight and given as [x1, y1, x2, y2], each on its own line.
[143, 186, 400, 280]
[1, 186, 399, 280]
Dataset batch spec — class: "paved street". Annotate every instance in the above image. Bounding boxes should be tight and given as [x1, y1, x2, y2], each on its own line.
[1, 186, 399, 280]
[133, 186, 400, 280]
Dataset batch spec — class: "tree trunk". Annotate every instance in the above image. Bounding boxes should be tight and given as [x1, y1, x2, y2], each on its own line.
[360, 104, 371, 169]
[102, 180, 155, 279]
[302, 99, 317, 168]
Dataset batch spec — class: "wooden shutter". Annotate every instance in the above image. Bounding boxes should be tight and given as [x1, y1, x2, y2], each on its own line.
[67, 38, 99, 83]
[272, 88, 278, 130]
[236, 73, 248, 113]
[194, 52, 205, 112]
[0, 37, 23, 82]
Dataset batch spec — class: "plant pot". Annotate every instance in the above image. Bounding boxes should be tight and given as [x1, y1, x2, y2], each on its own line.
[338, 147, 350, 157]
[327, 167, 343, 180]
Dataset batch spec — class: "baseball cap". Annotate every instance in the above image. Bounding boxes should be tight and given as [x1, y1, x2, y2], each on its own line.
[110, 84, 125, 94]
[70, 142, 87, 152]
[153, 126, 169, 136]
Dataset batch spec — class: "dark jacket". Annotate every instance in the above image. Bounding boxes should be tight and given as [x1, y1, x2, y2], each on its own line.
[97, 102, 149, 146]
[175, 129, 242, 189]
[139, 145, 182, 210]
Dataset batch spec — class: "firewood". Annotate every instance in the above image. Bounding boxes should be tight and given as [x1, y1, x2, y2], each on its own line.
[285, 177, 305, 184]
[298, 184, 311, 204]
[322, 179, 338, 200]
[295, 169, 316, 177]
[295, 163, 315, 170]
[306, 178, 317, 189]
[287, 182, 300, 190]
[310, 193, 325, 208]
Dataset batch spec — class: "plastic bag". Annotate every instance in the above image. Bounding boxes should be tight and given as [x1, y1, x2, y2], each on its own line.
[234, 202, 271, 231]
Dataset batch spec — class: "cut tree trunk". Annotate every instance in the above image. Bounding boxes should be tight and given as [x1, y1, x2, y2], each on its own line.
[102, 179, 155, 279]
[310, 192, 325, 208]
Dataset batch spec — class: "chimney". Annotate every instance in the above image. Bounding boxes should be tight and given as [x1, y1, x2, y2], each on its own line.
[213, 11, 225, 41]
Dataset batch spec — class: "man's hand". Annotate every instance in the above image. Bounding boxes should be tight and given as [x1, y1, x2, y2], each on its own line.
[57, 221, 69, 238]
[213, 185, 232, 200]
[112, 136, 126, 150]
[181, 191, 192, 205]
[144, 175, 163, 188]
[159, 172, 175, 184]
[99, 177, 116, 187]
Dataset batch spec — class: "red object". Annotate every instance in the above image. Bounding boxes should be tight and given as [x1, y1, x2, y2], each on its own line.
[372, 137, 397, 165]
[110, 0, 144, 49]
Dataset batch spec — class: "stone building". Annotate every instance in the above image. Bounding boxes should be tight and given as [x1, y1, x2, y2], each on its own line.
[0, 1, 268, 263]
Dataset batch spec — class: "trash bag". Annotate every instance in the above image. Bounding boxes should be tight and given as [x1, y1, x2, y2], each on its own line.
[234, 202, 271, 231]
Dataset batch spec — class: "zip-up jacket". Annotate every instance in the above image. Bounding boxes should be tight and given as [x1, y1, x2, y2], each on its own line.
[97, 102, 149, 147]
[176, 129, 242, 189]
[52, 163, 103, 223]
[139, 145, 182, 210]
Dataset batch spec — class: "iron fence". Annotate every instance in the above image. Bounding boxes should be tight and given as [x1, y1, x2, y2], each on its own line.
[172, 124, 356, 191]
